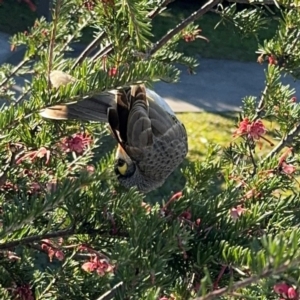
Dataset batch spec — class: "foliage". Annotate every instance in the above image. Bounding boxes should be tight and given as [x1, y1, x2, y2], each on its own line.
[0, 0, 278, 61]
[1, 0, 300, 300]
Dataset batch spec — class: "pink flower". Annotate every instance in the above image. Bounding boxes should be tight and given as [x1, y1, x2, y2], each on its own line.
[41, 239, 64, 262]
[108, 67, 117, 77]
[233, 118, 266, 140]
[233, 118, 251, 137]
[7, 251, 21, 261]
[291, 96, 297, 103]
[16, 147, 51, 165]
[79, 245, 114, 276]
[81, 256, 114, 276]
[274, 283, 299, 299]
[288, 287, 298, 299]
[268, 54, 277, 65]
[244, 188, 261, 200]
[179, 210, 192, 220]
[30, 182, 41, 192]
[281, 162, 296, 175]
[86, 165, 95, 174]
[162, 191, 183, 211]
[230, 205, 247, 221]
[82, 261, 96, 272]
[274, 282, 290, 294]
[78, 244, 89, 252]
[60, 133, 92, 155]
[159, 295, 176, 300]
[96, 267, 105, 276]
[278, 148, 296, 175]
[141, 202, 151, 213]
[13, 284, 34, 300]
[250, 120, 266, 139]
[84, 0, 95, 10]
[55, 250, 65, 261]
[99, 258, 114, 272]
[278, 148, 293, 164]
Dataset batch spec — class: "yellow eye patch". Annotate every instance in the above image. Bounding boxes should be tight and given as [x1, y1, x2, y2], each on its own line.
[117, 161, 128, 175]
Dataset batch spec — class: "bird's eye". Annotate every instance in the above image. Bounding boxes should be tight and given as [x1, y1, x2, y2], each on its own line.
[117, 160, 128, 175]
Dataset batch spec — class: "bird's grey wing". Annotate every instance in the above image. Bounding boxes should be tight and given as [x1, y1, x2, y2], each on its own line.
[123, 85, 153, 160]
[148, 95, 187, 143]
[125, 85, 188, 157]
[127, 88, 188, 180]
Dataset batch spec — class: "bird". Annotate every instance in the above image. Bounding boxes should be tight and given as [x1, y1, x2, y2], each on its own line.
[40, 70, 188, 193]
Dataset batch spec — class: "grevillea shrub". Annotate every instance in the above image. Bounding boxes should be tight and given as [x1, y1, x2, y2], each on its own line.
[1, 0, 300, 299]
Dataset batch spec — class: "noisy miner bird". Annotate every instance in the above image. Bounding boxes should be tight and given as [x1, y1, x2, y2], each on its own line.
[40, 70, 188, 193]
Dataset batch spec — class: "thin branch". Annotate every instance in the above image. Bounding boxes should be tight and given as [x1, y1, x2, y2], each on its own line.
[47, 0, 62, 88]
[61, 16, 94, 54]
[213, 265, 227, 290]
[195, 259, 300, 300]
[91, 44, 114, 62]
[38, 276, 57, 299]
[147, 0, 175, 19]
[72, 31, 107, 70]
[0, 144, 20, 187]
[247, 140, 257, 175]
[253, 85, 269, 121]
[0, 228, 74, 250]
[0, 227, 128, 250]
[226, 0, 276, 4]
[0, 58, 30, 88]
[265, 124, 300, 160]
[13, 87, 32, 106]
[96, 282, 124, 300]
[149, 0, 221, 56]
[226, 0, 299, 6]
[90, 0, 181, 62]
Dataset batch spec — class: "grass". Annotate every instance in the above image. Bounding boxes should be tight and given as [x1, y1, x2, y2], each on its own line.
[0, 1, 279, 61]
[178, 112, 236, 161]
[178, 112, 278, 163]
[151, 1, 279, 61]
[0, 1, 36, 34]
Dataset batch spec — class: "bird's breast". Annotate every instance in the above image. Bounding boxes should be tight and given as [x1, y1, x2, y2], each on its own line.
[137, 135, 187, 180]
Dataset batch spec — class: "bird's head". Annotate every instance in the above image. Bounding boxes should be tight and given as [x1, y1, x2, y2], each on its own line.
[114, 144, 163, 193]
[114, 144, 136, 180]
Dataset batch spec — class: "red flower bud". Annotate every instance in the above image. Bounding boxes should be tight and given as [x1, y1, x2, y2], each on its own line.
[108, 67, 117, 77]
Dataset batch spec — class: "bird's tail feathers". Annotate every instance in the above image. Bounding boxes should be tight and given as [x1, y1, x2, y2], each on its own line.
[40, 70, 116, 122]
[39, 93, 116, 122]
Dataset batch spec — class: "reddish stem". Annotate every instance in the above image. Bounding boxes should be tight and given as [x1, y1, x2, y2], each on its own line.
[213, 265, 228, 290]
[162, 191, 183, 211]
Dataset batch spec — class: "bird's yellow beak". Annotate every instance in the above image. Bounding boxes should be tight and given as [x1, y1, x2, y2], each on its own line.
[116, 144, 128, 159]
[115, 144, 131, 176]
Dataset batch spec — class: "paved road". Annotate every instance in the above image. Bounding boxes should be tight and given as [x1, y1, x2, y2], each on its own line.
[154, 60, 300, 112]
[1, 32, 299, 112]
[0, 32, 10, 61]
